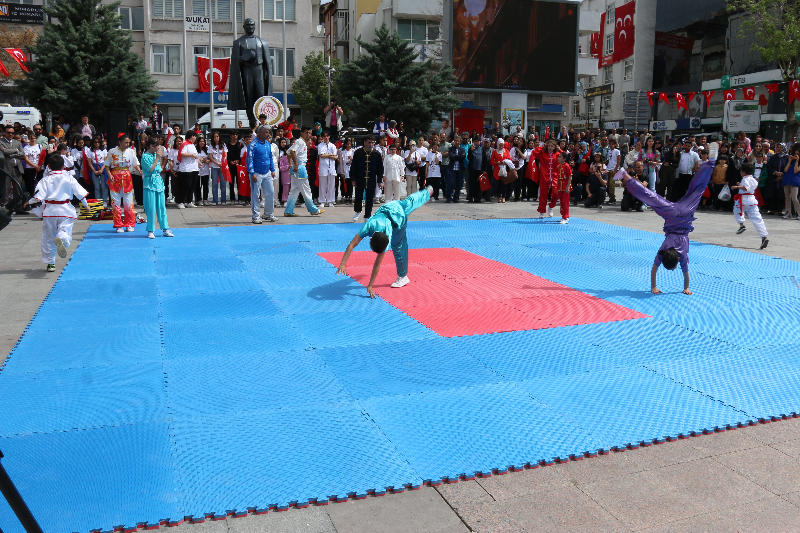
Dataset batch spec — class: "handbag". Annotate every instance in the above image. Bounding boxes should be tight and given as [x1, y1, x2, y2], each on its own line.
[479, 172, 491, 191]
[498, 164, 507, 178]
[718, 184, 732, 201]
[501, 167, 518, 185]
[405, 157, 418, 172]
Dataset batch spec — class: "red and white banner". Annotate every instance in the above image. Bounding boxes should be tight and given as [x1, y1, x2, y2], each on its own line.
[659, 92, 669, 105]
[4, 48, 30, 72]
[723, 90, 736, 101]
[743, 87, 755, 100]
[0, 57, 8, 77]
[702, 91, 715, 107]
[765, 83, 780, 94]
[612, 0, 635, 63]
[674, 92, 688, 111]
[197, 56, 230, 92]
[647, 91, 655, 107]
[590, 31, 601, 57]
[789, 80, 800, 105]
[686, 92, 697, 103]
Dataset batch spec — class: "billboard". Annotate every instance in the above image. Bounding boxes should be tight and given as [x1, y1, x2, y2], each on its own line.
[652, 32, 694, 89]
[452, 0, 579, 94]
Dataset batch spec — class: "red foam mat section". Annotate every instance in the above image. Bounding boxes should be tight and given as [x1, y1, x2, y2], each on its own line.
[318, 248, 648, 337]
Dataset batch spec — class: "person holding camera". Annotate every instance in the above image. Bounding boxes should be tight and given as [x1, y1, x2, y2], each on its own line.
[324, 100, 343, 142]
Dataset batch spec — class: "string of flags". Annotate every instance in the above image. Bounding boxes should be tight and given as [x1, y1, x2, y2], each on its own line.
[645, 82, 795, 109]
[0, 48, 32, 76]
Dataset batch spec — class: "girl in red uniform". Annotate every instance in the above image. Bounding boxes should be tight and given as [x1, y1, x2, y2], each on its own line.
[556, 152, 572, 224]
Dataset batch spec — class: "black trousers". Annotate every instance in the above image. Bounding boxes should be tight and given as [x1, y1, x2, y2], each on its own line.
[671, 173, 693, 202]
[196, 174, 209, 201]
[354, 175, 378, 217]
[584, 187, 606, 207]
[132, 172, 144, 205]
[620, 190, 643, 211]
[426, 177, 440, 200]
[227, 163, 238, 201]
[468, 169, 483, 201]
[23, 168, 37, 195]
[179, 171, 197, 204]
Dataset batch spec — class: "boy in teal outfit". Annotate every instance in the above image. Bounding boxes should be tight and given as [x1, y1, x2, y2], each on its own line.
[337, 186, 432, 298]
[142, 137, 174, 238]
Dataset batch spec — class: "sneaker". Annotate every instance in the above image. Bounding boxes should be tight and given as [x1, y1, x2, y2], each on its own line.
[260, 200, 266, 208]
[126, 226, 135, 232]
[167, 198, 175, 204]
[147, 231, 155, 239]
[116, 227, 125, 233]
[46, 264, 55, 272]
[391, 275, 410, 288]
[311, 209, 325, 216]
[265, 215, 278, 222]
[736, 225, 747, 235]
[54, 237, 68, 258]
[163, 229, 174, 237]
[212, 202, 218, 206]
[177, 203, 185, 209]
[284, 213, 299, 217]
[760, 237, 769, 249]
[353, 212, 361, 222]
[426, 185, 434, 197]
[186, 202, 196, 208]
[607, 200, 617, 205]
[522, 198, 528, 202]
[431, 197, 437, 202]
[252, 217, 263, 224]
[332, 202, 336, 206]
[539, 213, 546, 218]
[559, 218, 569, 225]
[783, 213, 792, 219]
[547, 207, 553, 217]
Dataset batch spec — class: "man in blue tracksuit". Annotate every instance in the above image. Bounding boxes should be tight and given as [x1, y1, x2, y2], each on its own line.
[247, 124, 276, 223]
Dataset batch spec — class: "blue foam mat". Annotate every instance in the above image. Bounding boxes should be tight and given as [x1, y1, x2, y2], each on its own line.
[3, 218, 800, 531]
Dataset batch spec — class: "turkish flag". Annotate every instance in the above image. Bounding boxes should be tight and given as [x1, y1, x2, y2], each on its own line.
[647, 91, 655, 106]
[759, 94, 769, 106]
[545, 126, 550, 140]
[723, 90, 736, 101]
[686, 92, 697, 102]
[703, 91, 715, 106]
[590, 32, 601, 57]
[237, 164, 249, 196]
[4, 48, 31, 72]
[659, 93, 669, 104]
[743, 87, 755, 100]
[0, 57, 8, 77]
[197, 56, 230, 92]
[789, 80, 800, 104]
[675, 93, 688, 111]
[612, 0, 635, 63]
[221, 145, 232, 182]
[765, 83, 779, 94]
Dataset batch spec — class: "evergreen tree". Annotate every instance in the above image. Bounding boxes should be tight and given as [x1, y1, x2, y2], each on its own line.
[292, 52, 344, 115]
[17, 0, 159, 124]
[337, 24, 460, 133]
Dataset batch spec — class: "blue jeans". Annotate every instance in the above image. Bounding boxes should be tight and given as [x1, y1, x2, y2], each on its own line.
[250, 173, 274, 219]
[445, 167, 464, 200]
[91, 170, 109, 203]
[211, 167, 226, 203]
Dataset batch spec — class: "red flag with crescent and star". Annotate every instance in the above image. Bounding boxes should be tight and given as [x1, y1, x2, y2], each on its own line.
[743, 87, 755, 100]
[659, 93, 669, 105]
[221, 145, 232, 183]
[789, 80, 800, 105]
[4, 48, 31, 72]
[675, 93, 688, 111]
[647, 91, 655, 106]
[703, 91, 715, 106]
[612, 0, 635, 63]
[0, 57, 9, 77]
[723, 90, 736, 101]
[765, 83, 779, 94]
[196, 56, 230, 92]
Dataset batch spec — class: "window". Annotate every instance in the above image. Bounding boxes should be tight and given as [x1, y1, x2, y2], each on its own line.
[397, 19, 439, 44]
[119, 6, 144, 30]
[605, 3, 615, 24]
[587, 75, 596, 88]
[191, 0, 234, 19]
[572, 100, 580, 119]
[193, 47, 232, 74]
[152, 44, 181, 74]
[264, 0, 295, 21]
[602, 95, 612, 115]
[269, 48, 295, 77]
[605, 33, 614, 55]
[603, 65, 613, 85]
[623, 59, 634, 81]
[587, 99, 595, 116]
[152, 0, 183, 19]
[236, 0, 242, 22]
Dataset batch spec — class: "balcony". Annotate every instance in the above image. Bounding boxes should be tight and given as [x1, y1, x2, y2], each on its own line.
[333, 10, 349, 45]
[578, 54, 598, 79]
[579, 9, 602, 37]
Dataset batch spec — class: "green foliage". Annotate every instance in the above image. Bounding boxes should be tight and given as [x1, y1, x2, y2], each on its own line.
[336, 23, 460, 133]
[728, 0, 800, 81]
[292, 51, 344, 114]
[17, 0, 159, 123]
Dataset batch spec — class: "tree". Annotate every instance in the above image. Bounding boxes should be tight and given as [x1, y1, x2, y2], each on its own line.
[728, 0, 800, 138]
[337, 24, 460, 134]
[17, 0, 159, 125]
[292, 52, 345, 115]
[0, 27, 38, 80]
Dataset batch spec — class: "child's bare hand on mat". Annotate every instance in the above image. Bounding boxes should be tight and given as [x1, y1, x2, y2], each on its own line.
[367, 287, 378, 299]
[682, 288, 693, 295]
[651, 287, 662, 295]
[336, 265, 347, 275]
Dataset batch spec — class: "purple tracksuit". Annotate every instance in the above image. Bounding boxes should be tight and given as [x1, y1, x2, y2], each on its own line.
[624, 161, 714, 272]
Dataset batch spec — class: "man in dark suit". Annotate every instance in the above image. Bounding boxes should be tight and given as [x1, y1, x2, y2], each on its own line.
[350, 137, 384, 222]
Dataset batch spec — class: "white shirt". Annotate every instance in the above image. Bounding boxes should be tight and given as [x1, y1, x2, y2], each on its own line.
[23, 143, 42, 168]
[178, 143, 199, 172]
[403, 150, 419, 176]
[415, 146, 429, 167]
[271, 142, 280, 177]
[31, 170, 88, 218]
[677, 150, 701, 174]
[207, 145, 224, 168]
[288, 138, 307, 164]
[317, 141, 337, 176]
[167, 148, 179, 172]
[426, 152, 442, 177]
[198, 149, 210, 176]
[104, 147, 139, 170]
[383, 154, 405, 182]
[339, 148, 353, 175]
[607, 148, 621, 171]
[736, 175, 760, 207]
[136, 119, 149, 130]
[88, 148, 106, 169]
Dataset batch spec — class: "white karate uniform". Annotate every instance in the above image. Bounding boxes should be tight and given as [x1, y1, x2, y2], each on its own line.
[31, 170, 89, 264]
[383, 153, 406, 202]
[734, 175, 768, 237]
[317, 141, 338, 204]
[271, 141, 280, 206]
[375, 144, 388, 198]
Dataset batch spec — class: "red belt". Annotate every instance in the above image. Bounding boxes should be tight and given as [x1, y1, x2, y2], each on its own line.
[45, 200, 70, 204]
[735, 193, 753, 217]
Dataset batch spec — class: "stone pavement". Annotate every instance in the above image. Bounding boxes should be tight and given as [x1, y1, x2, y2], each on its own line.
[2, 199, 800, 532]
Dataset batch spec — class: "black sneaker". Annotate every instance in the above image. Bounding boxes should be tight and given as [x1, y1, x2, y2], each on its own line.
[736, 225, 747, 235]
[760, 237, 769, 249]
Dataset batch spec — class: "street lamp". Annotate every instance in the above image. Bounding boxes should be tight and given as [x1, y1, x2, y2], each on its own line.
[322, 57, 335, 109]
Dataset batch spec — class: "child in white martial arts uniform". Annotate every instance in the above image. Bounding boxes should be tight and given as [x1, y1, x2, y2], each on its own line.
[732, 162, 769, 250]
[382, 144, 406, 202]
[27, 154, 90, 272]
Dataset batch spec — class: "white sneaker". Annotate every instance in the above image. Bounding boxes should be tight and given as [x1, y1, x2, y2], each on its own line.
[260, 200, 265, 208]
[548, 207, 553, 217]
[265, 215, 278, 222]
[559, 218, 569, 225]
[539, 213, 546, 219]
[116, 227, 125, 233]
[391, 276, 410, 288]
[54, 237, 68, 258]
[186, 202, 196, 208]
[426, 185, 434, 197]
[332, 201, 336, 206]
[147, 231, 155, 239]
[353, 212, 361, 222]
[212, 202, 218, 206]
[167, 198, 175, 204]
[163, 229, 174, 237]
[177, 203, 185, 209]
[252, 217, 262, 224]
[126, 226, 135, 232]
[523, 198, 529, 202]
[431, 197, 437, 202]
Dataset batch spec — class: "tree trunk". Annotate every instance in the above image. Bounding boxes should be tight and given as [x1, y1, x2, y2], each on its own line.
[786, 97, 799, 142]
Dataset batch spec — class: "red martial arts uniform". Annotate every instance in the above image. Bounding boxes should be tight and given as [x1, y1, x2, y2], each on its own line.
[556, 162, 572, 219]
[532, 146, 561, 213]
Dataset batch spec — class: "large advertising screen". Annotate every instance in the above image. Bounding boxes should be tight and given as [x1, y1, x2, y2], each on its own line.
[452, 0, 578, 93]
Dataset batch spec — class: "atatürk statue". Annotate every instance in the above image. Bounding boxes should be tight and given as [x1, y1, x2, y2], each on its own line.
[228, 18, 273, 127]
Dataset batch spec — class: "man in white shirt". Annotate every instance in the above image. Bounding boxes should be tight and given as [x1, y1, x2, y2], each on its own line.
[317, 130, 338, 207]
[673, 139, 701, 201]
[177, 130, 199, 208]
[103, 134, 142, 232]
[383, 144, 405, 202]
[373, 114, 389, 141]
[284, 126, 323, 217]
[606, 138, 622, 205]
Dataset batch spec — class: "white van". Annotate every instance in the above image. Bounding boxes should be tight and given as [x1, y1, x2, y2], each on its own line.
[196, 107, 239, 129]
[0, 107, 42, 130]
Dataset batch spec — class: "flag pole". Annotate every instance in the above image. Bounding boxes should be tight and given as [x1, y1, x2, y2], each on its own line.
[209, 7, 214, 131]
[182, 0, 189, 132]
